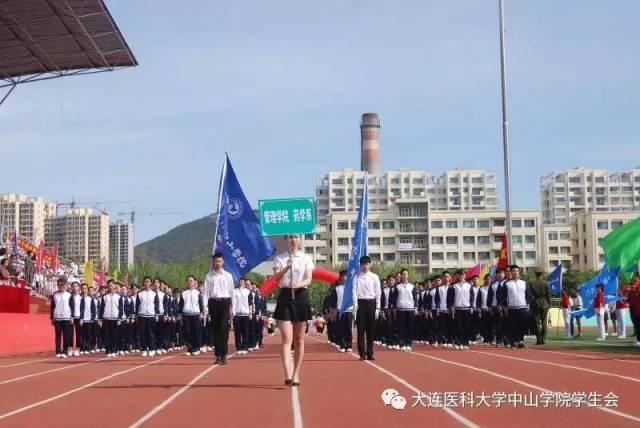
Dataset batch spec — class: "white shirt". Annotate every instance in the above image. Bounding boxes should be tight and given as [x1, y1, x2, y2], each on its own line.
[274, 250, 314, 288]
[453, 281, 473, 309]
[51, 291, 72, 320]
[506, 279, 528, 309]
[156, 289, 166, 315]
[478, 286, 490, 310]
[137, 289, 158, 317]
[395, 282, 415, 310]
[72, 294, 82, 318]
[335, 284, 353, 312]
[353, 271, 381, 309]
[80, 296, 95, 322]
[181, 288, 203, 315]
[233, 287, 251, 315]
[101, 293, 123, 320]
[437, 285, 449, 311]
[204, 269, 235, 299]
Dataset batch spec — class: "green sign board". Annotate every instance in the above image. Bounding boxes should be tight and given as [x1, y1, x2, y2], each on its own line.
[258, 197, 316, 236]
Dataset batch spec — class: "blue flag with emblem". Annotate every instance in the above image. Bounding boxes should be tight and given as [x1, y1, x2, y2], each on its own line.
[572, 265, 621, 318]
[11, 230, 19, 254]
[340, 176, 368, 314]
[548, 264, 563, 295]
[214, 155, 276, 281]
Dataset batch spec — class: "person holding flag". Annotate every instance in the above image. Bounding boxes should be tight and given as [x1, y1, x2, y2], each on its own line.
[529, 269, 551, 345]
[272, 234, 314, 387]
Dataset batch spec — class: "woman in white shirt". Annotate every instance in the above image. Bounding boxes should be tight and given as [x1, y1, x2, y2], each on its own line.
[272, 235, 314, 387]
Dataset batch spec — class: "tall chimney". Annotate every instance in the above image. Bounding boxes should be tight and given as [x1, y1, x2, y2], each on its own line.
[360, 112, 380, 175]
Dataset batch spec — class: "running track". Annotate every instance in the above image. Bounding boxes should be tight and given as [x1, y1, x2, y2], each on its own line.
[0, 333, 638, 428]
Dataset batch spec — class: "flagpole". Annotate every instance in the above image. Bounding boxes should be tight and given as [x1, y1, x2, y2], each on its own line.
[498, 0, 514, 263]
[212, 154, 228, 259]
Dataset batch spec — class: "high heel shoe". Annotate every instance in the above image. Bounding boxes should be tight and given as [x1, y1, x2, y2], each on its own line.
[285, 379, 293, 386]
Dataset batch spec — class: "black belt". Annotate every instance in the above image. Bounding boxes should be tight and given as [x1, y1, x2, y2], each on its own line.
[209, 297, 230, 301]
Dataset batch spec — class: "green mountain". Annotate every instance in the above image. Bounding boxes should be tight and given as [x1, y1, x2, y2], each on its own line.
[135, 215, 216, 264]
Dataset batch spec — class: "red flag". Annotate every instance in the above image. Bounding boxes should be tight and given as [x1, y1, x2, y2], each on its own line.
[464, 263, 482, 280]
[93, 271, 106, 287]
[50, 244, 59, 271]
[497, 233, 508, 269]
[36, 240, 45, 271]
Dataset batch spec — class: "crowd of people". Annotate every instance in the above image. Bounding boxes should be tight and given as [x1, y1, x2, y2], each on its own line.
[49, 253, 270, 363]
[321, 260, 640, 360]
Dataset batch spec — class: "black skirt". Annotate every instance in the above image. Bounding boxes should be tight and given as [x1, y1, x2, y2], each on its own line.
[274, 288, 312, 322]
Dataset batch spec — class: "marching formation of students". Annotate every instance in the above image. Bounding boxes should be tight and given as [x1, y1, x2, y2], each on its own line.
[325, 261, 540, 355]
[49, 253, 268, 362]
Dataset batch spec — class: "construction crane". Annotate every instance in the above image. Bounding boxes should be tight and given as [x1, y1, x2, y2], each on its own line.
[55, 199, 135, 216]
[117, 209, 187, 224]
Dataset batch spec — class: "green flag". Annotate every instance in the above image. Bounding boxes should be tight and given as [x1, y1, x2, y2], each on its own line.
[600, 216, 640, 281]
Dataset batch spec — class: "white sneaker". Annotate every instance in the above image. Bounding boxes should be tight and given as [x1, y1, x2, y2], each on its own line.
[101, 348, 106, 352]
[56, 353, 62, 358]
[142, 351, 148, 357]
[634, 341, 640, 347]
[163, 349, 168, 354]
[463, 346, 469, 350]
[73, 350, 80, 357]
[208, 347, 213, 351]
[185, 352, 192, 356]
[61, 354, 68, 358]
[149, 350, 156, 357]
[193, 351, 200, 356]
[339, 348, 346, 353]
[67, 351, 73, 357]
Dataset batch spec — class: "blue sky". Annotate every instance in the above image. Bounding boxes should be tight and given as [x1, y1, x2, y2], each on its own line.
[2, 0, 639, 244]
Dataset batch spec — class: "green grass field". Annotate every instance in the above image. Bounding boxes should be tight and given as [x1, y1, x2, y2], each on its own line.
[530, 328, 640, 354]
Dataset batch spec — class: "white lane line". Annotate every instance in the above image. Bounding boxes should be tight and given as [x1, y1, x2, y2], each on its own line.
[0, 354, 177, 420]
[129, 353, 237, 428]
[0, 358, 55, 368]
[471, 350, 640, 384]
[292, 384, 303, 428]
[540, 349, 640, 365]
[0, 357, 110, 385]
[307, 334, 479, 428]
[409, 350, 640, 424]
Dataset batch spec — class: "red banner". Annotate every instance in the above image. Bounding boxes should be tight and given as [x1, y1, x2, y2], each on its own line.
[35, 240, 45, 271]
[497, 233, 508, 269]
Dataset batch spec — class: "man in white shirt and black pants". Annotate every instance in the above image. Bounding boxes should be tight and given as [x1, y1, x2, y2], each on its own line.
[353, 256, 381, 361]
[204, 252, 235, 365]
[500, 265, 532, 349]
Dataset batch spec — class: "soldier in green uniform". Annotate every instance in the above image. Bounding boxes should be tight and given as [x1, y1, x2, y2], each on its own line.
[529, 270, 551, 345]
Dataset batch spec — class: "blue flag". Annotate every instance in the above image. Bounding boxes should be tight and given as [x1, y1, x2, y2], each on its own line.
[11, 230, 19, 254]
[572, 265, 620, 319]
[340, 177, 368, 313]
[548, 265, 563, 295]
[214, 155, 276, 281]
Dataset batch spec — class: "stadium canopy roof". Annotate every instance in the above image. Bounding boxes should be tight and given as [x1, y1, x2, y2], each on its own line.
[0, 0, 137, 102]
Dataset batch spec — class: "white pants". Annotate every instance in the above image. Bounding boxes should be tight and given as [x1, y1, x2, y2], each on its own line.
[562, 308, 572, 338]
[595, 307, 606, 339]
[615, 308, 627, 338]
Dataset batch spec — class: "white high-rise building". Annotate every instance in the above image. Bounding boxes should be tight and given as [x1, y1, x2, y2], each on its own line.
[540, 167, 640, 225]
[109, 221, 134, 270]
[45, 208, 109, 269]
[0, 193, 56, 242]
[315, 168, 498, 220]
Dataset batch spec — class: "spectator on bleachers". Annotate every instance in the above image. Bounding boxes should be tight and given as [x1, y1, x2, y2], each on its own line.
[0, 258, 13, 284]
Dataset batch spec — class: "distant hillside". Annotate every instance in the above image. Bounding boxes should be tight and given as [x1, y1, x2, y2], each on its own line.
[135, 215, 216, 264]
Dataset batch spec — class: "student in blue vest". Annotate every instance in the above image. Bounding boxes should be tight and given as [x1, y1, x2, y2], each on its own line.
[136, 276, 160, 356]
[51, 277, 74, 358]
[181, 275, 205, 356]
[99, 280, 125, 357]
[78, 283, 96, 354]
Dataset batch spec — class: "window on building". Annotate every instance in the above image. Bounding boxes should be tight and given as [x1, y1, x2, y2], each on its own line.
[337, 238, 349, 246]
[401, 253, 412, 264]
[446, 236, 458, 245]
[512, 236, 523, 244]
[493, 235, 503, 243]
[512, 219, 522, 228]
[463, 236, 475, 245]
[597, 220, 608, 230]
[549, 247, 559, 255]
[525, 251, 536, 260]
[338, 253, 349, 262]
[368, 237, 380, 246]
[477, 251, 490, 260]
[611, 220, 623, 229]
[446, 220, 458, 228]
[463, 252, 475, 261]
[368, 221, 380, 230]
[477, 220, 490, 229]
[383, 253, 396, 262]
[382, 220, 395, 230]
[399, 207, 411, 217]
[432, 252, 444, 261]
[304, 247, 314, 254]
[446, 252, 459, 261]
[351, 221, 357, 229]
[524, 219, 535, 228]
[548, 232, 558, 241]
[337, 221, 348, 230]
[370, 253, 381, 261]
[462, 219, 475, 228]
[431, 236, 444, 245]
[559, 232, 570, 240]
[431, 220, 443, 229]
[525, 235, 536, 244]
[383, 237, 395, 246]
[514, 251, 523, 261]
[560, 246, 571, 255]
[477, 236, 490, 245]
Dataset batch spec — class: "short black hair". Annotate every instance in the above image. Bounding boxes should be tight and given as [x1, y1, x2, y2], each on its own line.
[143, 276, 152, 283]
[442, 270, 450, 276]
[339, 270, 347, 276]
[212, 251, 224, 259]
[186, 275, 197, 281]
[495, 268, 504, 274]
[57, 277, 67, 285]
[431, 274, 442, 280]
[455, 268, 464, 276]
[359, 255, 372, 264]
